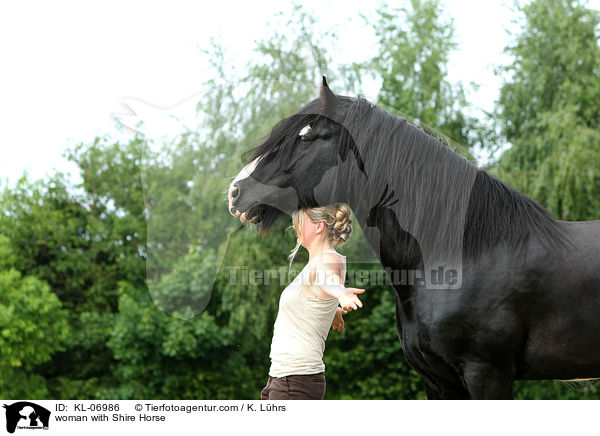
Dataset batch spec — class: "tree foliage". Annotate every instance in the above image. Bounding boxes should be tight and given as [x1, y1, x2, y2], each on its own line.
[493, 0, 600, 220]
[0, 246, 70, 398]
[365, 0, 477, 159]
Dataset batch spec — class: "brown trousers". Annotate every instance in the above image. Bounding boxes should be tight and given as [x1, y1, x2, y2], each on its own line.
[260, 372, 326, 400]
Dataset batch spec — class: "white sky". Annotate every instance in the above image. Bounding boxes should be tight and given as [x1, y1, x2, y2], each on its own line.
[1, 0, 598, 188]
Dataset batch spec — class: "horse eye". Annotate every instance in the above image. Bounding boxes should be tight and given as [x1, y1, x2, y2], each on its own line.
[298, 124, 312, 144]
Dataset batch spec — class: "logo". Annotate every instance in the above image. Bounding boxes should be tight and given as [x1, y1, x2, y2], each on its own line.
[3, 402, 50, 433]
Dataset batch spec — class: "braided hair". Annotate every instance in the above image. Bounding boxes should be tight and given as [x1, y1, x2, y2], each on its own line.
[287, 203, 353, 272]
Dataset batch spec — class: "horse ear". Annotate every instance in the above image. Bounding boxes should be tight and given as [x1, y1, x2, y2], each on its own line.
[320, 75, 338, 115]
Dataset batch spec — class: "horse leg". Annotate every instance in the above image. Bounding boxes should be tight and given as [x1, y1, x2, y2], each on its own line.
[462, 361, 514, 399]
[424, 377, 470, 400]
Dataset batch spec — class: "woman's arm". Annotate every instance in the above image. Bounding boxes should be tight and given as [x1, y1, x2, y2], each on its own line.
[313, 255, 365, 311]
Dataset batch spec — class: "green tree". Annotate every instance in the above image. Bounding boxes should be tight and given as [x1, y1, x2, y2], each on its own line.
[66, 137, 147, 289]
[365, 0, 477, 159]
[0, 235, 16, 270]
[493, 0, 600, 221]
[0, 168, 145, 315]
[0, 142, 148, 398]
[0, 241, 70, 398]
[99, 280, 249, 399]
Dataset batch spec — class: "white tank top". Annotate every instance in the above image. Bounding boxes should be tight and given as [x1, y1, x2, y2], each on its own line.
[269, 249, 346, 377]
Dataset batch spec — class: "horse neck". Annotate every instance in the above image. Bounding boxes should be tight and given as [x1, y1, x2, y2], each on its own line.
[340, 110, 479, 288]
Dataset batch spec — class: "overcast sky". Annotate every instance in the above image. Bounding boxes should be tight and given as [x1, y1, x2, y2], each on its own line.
[1, 0, 598, 189]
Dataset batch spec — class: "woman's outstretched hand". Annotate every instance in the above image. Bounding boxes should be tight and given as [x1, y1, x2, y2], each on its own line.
[337, 288, 365, 311]
[331, 307, 347, 331]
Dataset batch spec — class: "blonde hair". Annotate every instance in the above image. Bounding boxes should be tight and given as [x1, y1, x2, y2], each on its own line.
[286, 203, 353, 272]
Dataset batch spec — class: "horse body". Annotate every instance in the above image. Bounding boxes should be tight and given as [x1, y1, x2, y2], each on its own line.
[363, 192, 525, 398]
[227, 78, 600, 398]
[367, 200, 600, 398]
[517, 220, 600, 379]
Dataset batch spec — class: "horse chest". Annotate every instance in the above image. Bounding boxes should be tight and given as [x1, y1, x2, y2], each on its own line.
[395, 288, 481, 376]
[399, 321, 462, 383]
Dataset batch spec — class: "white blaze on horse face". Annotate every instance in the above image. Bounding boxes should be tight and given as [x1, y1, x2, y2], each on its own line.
[231, 156, 261, 190]
[299, 124, 311, 137]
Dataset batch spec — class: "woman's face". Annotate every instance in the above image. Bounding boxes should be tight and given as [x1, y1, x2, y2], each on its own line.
[296, 210, 324, 248]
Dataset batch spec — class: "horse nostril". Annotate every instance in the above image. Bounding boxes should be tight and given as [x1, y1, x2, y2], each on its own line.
[230, 207, 236, 214]
[232, 186, 239, 198]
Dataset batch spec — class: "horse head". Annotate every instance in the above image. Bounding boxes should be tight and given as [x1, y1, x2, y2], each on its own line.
[227, 77, 364, 236]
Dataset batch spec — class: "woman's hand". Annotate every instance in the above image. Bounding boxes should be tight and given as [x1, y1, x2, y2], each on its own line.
[331, 307, 347, 331]
[337, 288, 365, 311]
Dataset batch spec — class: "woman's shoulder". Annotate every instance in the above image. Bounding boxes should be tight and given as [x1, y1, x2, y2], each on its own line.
[315, 250, 344, 263]
[310, 251, 344, 278]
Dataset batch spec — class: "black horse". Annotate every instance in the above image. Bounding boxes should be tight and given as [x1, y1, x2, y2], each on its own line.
[227, 77, 600, 399]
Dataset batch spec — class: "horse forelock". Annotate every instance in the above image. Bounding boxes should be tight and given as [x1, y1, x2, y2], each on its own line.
[245, 99, 326, 166]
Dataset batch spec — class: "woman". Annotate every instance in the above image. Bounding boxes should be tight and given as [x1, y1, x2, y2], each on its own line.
[260, 203, 365, 400]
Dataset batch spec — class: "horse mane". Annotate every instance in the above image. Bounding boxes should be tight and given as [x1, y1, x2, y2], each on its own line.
[244, 93, 572, 264]
[463, 169, 573, 261]
[340, 96, 572, 264]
